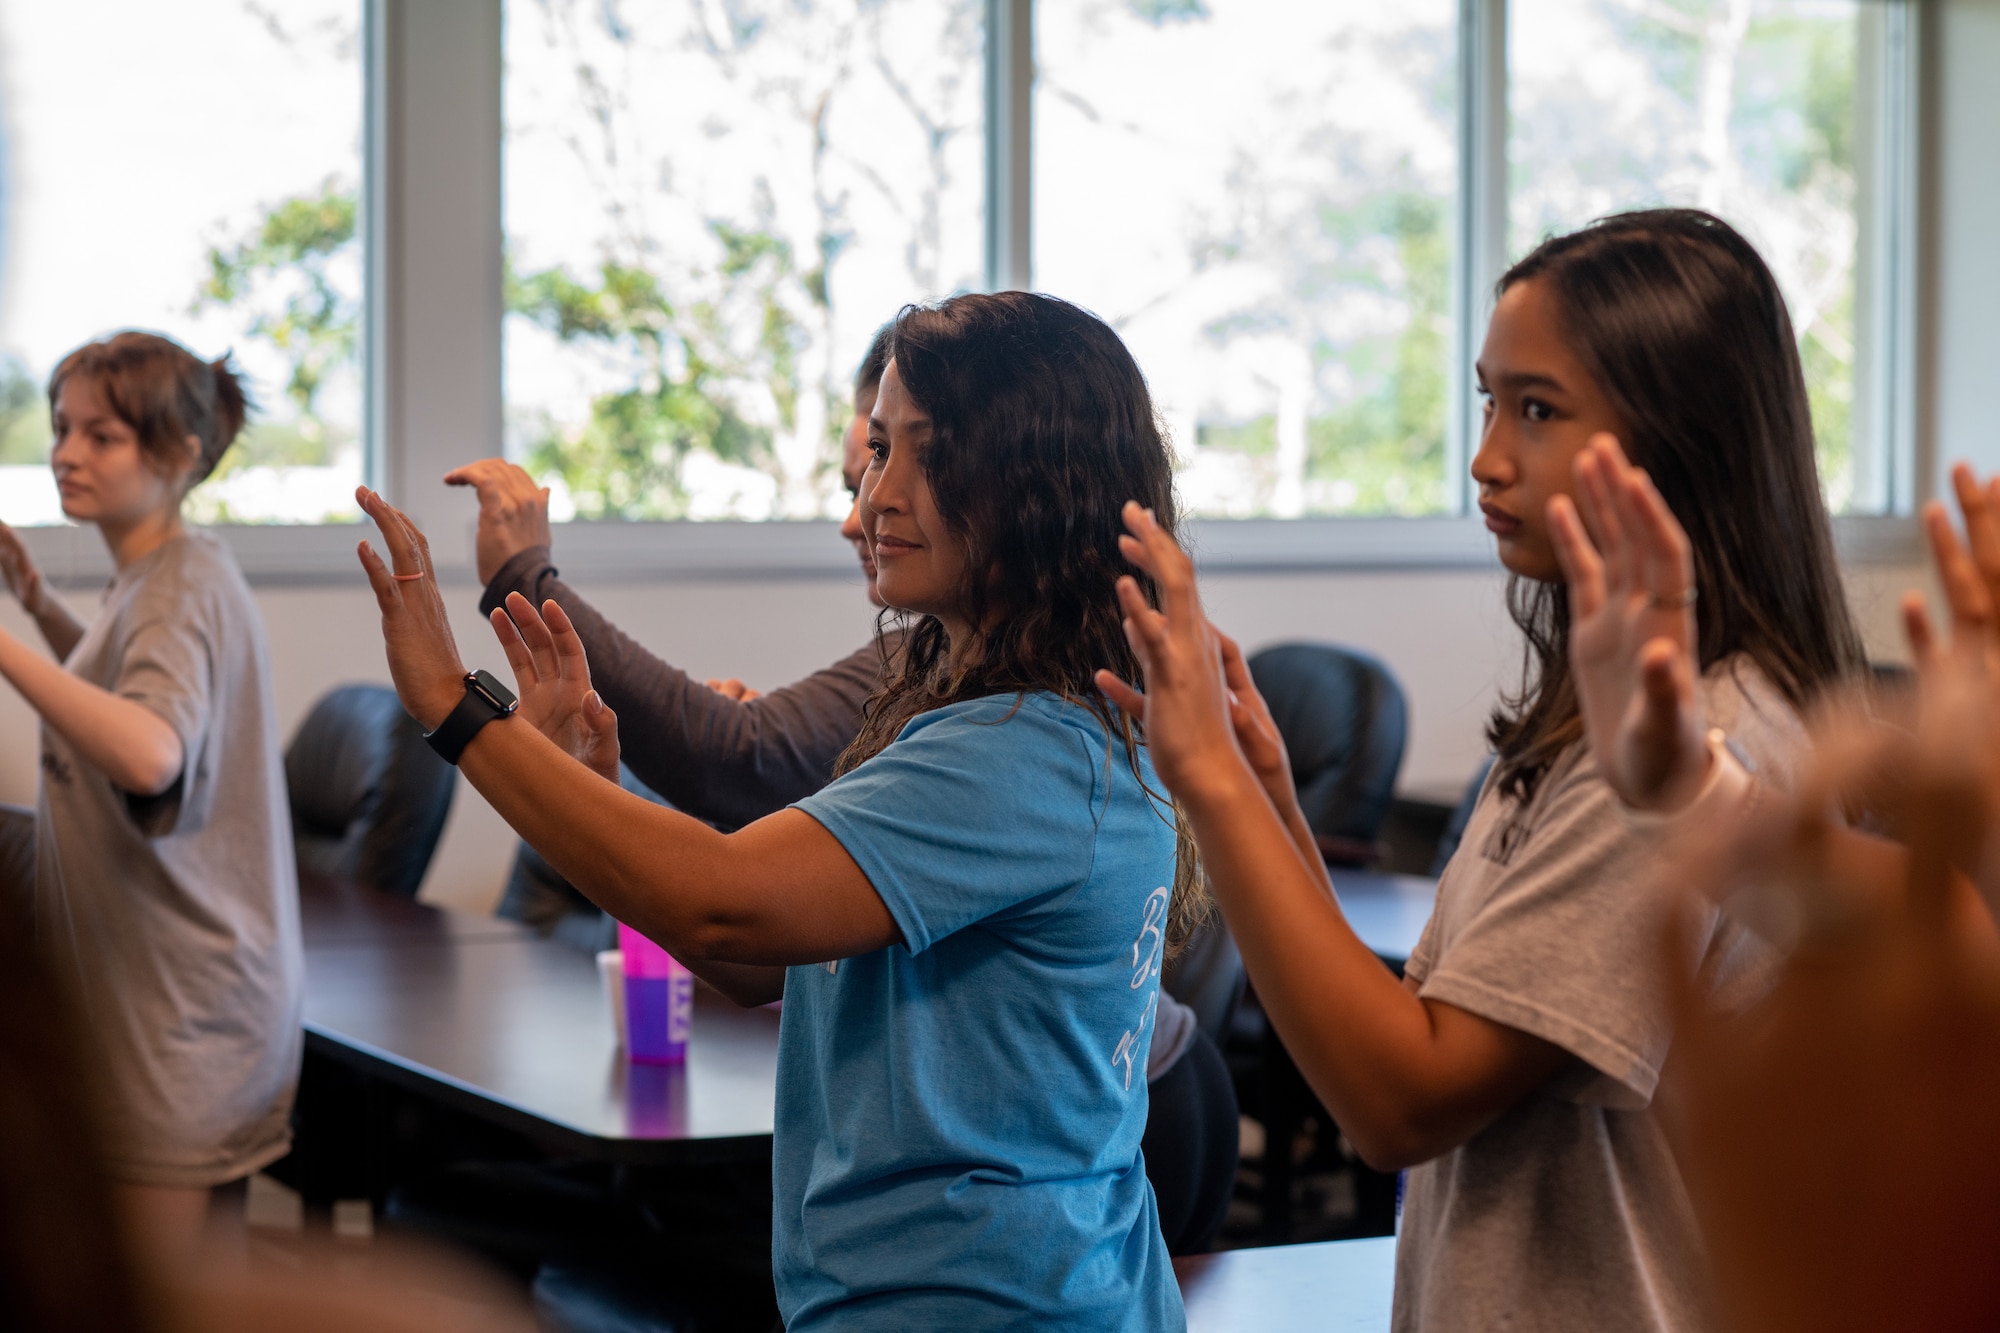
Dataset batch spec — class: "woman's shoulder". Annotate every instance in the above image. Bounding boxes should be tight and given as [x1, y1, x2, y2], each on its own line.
[115, 532, 258, 630]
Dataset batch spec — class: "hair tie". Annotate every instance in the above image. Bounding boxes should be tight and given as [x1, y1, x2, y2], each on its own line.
[392, 571, 426, 582]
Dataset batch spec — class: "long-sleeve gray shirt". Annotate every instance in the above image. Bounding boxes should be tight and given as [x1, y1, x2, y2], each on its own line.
[482, 545, 899, 833]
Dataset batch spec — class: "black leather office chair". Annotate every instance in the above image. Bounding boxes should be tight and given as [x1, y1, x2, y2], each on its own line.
[1232, 643, 1409, 1242]
[1247, 642, 1409, 868]
[285, 684, 456, 898]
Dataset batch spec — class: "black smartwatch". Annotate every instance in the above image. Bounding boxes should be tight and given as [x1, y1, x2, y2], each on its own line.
[423, 669, 519, 765]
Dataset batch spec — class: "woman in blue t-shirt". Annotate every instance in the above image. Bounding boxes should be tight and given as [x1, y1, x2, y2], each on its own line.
[355, 292, 1198, 1331]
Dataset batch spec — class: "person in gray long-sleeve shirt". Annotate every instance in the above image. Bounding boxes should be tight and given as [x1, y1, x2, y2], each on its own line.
[447, 338, 1238, 1255]
[477, 543, 898, 832]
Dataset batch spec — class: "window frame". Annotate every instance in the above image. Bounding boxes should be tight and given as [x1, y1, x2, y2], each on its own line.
[15, 0, 1928, 590]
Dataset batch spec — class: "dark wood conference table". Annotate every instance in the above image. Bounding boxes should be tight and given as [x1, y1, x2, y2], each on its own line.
[300, 874, 781, 1166]
[1176, 1236, 1396, 1332]
[300, 870, 1438, 1168]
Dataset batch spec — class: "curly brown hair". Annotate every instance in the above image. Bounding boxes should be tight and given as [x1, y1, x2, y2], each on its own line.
[836, 292, 1209, 954]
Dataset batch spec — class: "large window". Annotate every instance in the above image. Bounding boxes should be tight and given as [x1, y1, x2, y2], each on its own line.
[0, 0, 365, 527]
[1510, 0, 1895, 512]
[503, 0, 985, 522]
[1036, 1, 1459, 519]
[502, 0, 1911, 527]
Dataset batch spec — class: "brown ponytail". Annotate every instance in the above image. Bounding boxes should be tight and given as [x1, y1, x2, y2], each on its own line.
[48, 332, 254, 489]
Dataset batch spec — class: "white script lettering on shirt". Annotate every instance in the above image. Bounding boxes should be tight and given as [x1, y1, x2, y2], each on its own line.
[1110, 886, 1171, 1091]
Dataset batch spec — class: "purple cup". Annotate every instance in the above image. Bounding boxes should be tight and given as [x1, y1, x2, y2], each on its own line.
[618, 921, 693, 1065]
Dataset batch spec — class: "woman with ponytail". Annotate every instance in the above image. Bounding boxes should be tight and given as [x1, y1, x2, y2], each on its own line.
[0, 332, 302, 1269]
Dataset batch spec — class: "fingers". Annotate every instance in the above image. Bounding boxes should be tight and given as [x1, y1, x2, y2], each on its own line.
[539, 598, 595, 687]
[1901, 591, 1938, 673]
[1095, 669, 1148, 724]
[1114, 574, 1170, 663]
[1921, 501, 1994, 660]
[1624, 468, 1696, 606]
[356, 487, 434, 579]
[443, 458, 530, 493]
[357, 540, 399, 606]
[1639, 638, 1693, 732]
[489, 606, 537, 686]
[1951, 465, 2000, 608]
[1572, 439, 1634, 590]
[1547, 495, 1607, 619]
[501, 592, 562, 683]
[1118, 502, 1201, 630]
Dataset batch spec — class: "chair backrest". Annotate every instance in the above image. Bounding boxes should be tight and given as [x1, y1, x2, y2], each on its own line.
[496, 765, 666, 952]
[285, 684, 456, 899]
[1246, 643, 1409, 866]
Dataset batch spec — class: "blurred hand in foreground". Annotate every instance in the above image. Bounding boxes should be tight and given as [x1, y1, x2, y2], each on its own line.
[1666, 671, 2000, 1333]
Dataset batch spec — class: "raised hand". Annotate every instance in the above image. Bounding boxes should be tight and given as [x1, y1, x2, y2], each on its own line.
[1902, 463, 2000, 679]
[1093, 502, 1246, 802]
[0, 520, 45, 614]
[491, 592, 621, 781]
[705, 677, 764, 703]
[443, 458, 554, 586]
[355, 487, 471, 730]
[1548, 433, 1709, 813]
[1664, 679, 2000, 1332]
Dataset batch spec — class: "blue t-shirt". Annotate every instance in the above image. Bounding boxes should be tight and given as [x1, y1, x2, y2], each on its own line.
[780, 692, 1185, 1331]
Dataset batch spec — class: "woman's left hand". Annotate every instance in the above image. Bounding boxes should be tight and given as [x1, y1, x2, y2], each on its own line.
[1549, 434, 1710, 813]
[1094, 502, 1249, 803]
[356, 487, 470, 730]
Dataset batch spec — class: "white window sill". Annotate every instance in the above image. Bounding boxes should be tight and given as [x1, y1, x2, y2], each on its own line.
[18, 513, 1925, 590]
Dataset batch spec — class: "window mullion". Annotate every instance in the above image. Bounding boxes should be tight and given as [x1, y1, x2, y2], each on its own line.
[985, 0, 1033, 293]
[1449, 0, 1508, 517]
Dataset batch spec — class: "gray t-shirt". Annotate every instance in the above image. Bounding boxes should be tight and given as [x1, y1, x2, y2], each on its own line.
[1394, 659, 1804, 1333]
[33, 532, 302, 1188]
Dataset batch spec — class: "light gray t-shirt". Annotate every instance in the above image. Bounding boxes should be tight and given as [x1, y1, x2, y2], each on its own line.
[1394, 659, 1805, 1333]
[33, 532, 302, 1188]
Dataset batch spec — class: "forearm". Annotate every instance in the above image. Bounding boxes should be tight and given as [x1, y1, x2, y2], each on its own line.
[0, 633, 183, 795]
[30, 595, 85, 661]
[1183, 761, 1533, 1168]
[456, 718, 851, 966]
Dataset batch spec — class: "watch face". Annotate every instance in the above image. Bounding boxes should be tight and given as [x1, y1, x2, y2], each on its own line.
[468, 668, 520, 713]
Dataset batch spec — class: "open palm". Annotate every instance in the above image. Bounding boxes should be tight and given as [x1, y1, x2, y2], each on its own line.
[1549, 434, 1709, 812]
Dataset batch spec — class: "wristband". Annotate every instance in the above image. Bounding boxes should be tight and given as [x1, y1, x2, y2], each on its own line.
[423, 669, 519, 765]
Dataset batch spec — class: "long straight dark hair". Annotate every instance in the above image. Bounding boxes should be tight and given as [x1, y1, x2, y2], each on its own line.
[837, 291, 1207, 949]
[1488, 209, 1865, 800]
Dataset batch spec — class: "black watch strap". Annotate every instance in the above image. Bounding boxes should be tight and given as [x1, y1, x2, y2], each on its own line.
[423, 669, 519, 765]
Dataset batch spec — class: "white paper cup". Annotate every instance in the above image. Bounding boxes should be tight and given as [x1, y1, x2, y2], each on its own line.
[596, 949, 627, 1048]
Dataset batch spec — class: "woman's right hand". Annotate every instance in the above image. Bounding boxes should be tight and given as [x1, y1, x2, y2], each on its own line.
[0, 520, 45, 615]
[489, 591, 622, 782]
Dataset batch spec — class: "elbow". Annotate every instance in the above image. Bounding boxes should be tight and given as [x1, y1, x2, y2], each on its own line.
[1337, 1106, 1461, 1174]
[118, 745, 185, 799]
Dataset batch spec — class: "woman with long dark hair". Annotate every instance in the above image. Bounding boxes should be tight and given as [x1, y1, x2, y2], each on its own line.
[1101, 209, 1863, 1330]
[357, 292, 1196, 1329]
